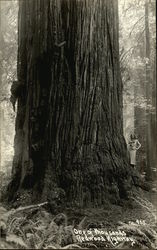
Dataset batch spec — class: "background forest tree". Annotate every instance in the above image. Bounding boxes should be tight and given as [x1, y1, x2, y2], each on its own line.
[119, 0, 156, 179]
[0, 0, 17, 175]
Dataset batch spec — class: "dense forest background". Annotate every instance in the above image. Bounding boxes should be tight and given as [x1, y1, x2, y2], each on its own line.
[0, 0, 17, 176]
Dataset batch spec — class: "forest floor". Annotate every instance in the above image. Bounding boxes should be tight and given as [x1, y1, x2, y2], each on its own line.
[0, 173, 157, 249]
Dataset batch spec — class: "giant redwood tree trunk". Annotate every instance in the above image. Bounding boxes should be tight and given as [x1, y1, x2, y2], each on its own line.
[9, 0, 131, 206]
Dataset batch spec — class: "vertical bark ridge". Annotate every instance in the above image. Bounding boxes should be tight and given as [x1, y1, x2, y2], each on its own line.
[9, 0, 131, 206]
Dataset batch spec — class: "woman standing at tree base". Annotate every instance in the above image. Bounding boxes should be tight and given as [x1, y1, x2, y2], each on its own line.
[128, 134, 141, 168]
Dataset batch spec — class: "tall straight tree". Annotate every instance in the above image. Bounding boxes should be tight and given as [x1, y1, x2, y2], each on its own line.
[8, 0, 131, 206]
[0, 1, 1, 171]
[0, 0, 3, 171]
[144, 0, 156, 180]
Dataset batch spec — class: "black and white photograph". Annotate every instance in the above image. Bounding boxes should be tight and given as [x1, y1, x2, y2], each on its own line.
[0, 0, 156, 249]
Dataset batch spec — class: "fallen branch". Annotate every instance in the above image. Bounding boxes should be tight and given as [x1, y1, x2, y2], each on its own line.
[13, 202, 48, 213]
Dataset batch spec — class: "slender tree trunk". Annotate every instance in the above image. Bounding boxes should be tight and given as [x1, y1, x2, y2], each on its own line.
[134, 29, 147, 174]
[0, 1, 2, 171]
[145, 0, 154, 180]
[151, 54, 157, 170]
[8, 0, 131, 206]
[156, 56, 157, 163]
[154, 54, 157, 169]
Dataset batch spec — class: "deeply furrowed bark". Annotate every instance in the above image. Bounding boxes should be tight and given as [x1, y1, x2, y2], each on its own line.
[8, 0, 131, 206]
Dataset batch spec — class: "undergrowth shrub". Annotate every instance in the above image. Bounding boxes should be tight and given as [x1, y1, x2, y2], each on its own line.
[0, 194, 156, 249]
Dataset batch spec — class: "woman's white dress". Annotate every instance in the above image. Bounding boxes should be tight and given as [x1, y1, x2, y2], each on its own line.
[128, 140, 141, 165]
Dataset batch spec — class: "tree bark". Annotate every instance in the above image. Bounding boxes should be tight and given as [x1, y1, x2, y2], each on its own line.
[145, 0, 155, 180]
[0, 0, 1, 171]
[0, 2, 2, 170]
[0, 1, 3, 172]
[8, 0, 131, 207]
